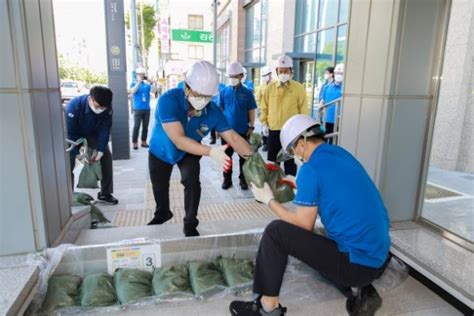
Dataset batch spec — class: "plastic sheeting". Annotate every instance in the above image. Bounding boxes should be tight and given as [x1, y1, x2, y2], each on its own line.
[187, 261, 226, 296]
[79, 273, 116, 307]
[216, 256, 254, 288]
[26, 231, 409, 315]
[114, 269, 153, 304]
[40, 275, 81, 313]
[152, 265, 192, 297]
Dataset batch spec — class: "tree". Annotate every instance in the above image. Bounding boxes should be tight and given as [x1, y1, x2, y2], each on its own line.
[58, 54, 108, 85]
[125, 2, 157, 68]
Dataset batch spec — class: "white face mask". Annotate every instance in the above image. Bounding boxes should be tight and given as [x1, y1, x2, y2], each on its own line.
[188, 96, 211, 111]
[262, 75, 270, 83]
[89, 100, 106, 115]
[335, 74, 343, 83]
[294, 156, 304, 168]
[278, 73, 290, 83]
[229, 78, 240, 86]
[324, 73, 330, 80]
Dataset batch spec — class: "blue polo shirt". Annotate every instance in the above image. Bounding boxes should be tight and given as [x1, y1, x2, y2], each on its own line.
[293, 144, 391, 268]
[65, 95, 113, 155]
[130, 81, 152, 110]
[243, 80, 254, 93]
[321, 82, 343, 124]
[149, 88, 232, 164]
[219, 85, 257, 135]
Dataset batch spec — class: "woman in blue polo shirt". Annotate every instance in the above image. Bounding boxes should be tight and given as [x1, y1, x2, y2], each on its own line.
[147, 61, 253, 237]
[230, 114, 391, 316]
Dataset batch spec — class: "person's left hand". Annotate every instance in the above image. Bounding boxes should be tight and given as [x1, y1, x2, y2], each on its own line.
[246, 127, 254, 138]
[250, 183, 274, 206]
[90, 151, 103, 163]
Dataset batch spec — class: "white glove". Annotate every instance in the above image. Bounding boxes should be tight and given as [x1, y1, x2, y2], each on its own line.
[250, 183, 275, 206]
[210, 145, 231, 170]
[262, 124, 269, 137]
[91, 151, 103, 163]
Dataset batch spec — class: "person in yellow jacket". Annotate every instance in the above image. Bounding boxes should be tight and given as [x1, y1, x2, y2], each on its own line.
[255, 66, 273, 152]
[260, 55, 309, 176]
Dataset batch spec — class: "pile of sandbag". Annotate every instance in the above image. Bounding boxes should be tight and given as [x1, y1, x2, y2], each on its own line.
[41, 257, 254, 312]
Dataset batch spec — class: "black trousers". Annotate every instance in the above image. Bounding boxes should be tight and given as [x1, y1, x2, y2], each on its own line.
[221, 133, 247, 180]
[267, 130, 297, 176]
[253, 220, 390, 296]
[149, 152, 201, 230]
[70, 138, 113, 195]
[325, 122, 334, 145]
[132, 109, 151, 143]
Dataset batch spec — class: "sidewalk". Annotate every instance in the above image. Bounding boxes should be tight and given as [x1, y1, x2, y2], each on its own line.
[73, 99, 277, 236]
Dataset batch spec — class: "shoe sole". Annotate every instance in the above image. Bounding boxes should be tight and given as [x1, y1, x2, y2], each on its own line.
[97, 200, 118, 205]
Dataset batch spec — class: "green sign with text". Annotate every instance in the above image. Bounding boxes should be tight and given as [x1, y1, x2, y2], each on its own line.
[171, 29, 214, 43]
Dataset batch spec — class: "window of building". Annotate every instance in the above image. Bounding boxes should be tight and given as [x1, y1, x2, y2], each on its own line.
[188, 45, 204, 60]
[188, 15, 203, 30]
[293, 0, 349, 117]
[245, 0, 267, 68]
[216, 22, 231, 81]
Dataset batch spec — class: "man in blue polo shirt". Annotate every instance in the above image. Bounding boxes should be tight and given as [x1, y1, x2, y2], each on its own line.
[129, 67, 157, 150]
[230, 115, 391, 316]
[66, 86, 118, 205]
[147, 61, 253, 237]
[320, 64, 343, 143]
[220, 62, 257, 190]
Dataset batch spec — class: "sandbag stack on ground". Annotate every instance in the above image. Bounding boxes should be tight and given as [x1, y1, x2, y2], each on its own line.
[114, 269, 153, 304]
[152, 265, 192, 296]
[79, 273, 116, 307]
[40, 275, 82, 313]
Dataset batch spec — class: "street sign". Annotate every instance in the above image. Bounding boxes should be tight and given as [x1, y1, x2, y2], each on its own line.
[171, 29, 214, 43]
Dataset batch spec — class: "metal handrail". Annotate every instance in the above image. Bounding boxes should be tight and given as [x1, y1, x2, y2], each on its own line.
[317, 97, 343, 144]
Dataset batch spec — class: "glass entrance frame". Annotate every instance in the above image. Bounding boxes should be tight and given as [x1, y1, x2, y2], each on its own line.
[414, 0, 474, 251]
[293, 0, 349, 118]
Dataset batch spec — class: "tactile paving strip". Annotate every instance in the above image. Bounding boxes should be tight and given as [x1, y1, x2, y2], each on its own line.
[112, 200, 275, 227]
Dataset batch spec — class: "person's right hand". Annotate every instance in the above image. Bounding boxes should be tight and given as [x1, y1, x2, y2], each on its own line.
[262, 124, 269, 137]
[210, 145, 232, 171]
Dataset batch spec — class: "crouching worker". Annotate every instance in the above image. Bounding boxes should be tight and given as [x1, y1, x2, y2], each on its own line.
[230, 114, 391, 316]
[147, 61, 253, 237]
[66, 86, 118, 205]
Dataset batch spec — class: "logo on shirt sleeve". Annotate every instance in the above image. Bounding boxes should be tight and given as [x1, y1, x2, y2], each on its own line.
[68, 113, 74, 118]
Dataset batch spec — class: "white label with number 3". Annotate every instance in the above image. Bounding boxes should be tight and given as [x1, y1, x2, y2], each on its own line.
[106, 244, 161, 275]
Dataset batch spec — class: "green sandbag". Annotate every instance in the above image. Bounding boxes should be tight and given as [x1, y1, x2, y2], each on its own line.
[266, 164, 295, 203]
[242, 152, 268, 188]
[242, 153, 295, 203]
[77, 161, 102, 189]
[41, 275, 82, 312]
[187, 261, 226, 296]
[243, 133, 295, 203]
[248, 133, 263, 152]
[72, 192, 94, 207]
[114, 269, 153, 304]
[152, 265, 192, 296]
[79, 273, 116, 307]
[216, 257, 254, 287]
[90, 204, 114, 229]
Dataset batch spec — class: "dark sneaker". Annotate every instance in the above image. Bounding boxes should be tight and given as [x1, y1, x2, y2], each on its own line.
[97, 193, 119, 205]
[141, 142, 149, 148]
[132, 143, 138, 150]
[239, 178, 248, 190]
[262, 144, 268, 152]
[222, 177, 232, 190]
[147, 211, 173, 225]
[230, 296, 287, 316]
[346, 285, 382, 316]
[183, 227, 200, 237]
[210, 138, 216, 145]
